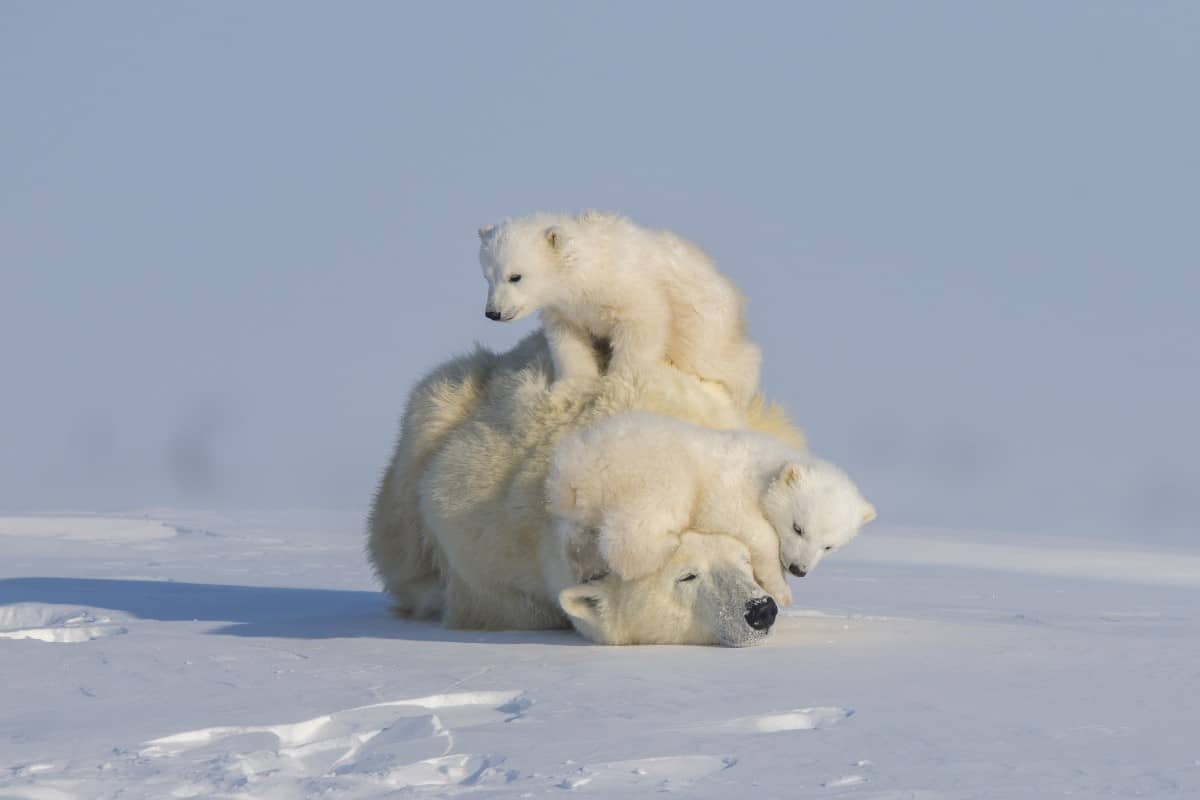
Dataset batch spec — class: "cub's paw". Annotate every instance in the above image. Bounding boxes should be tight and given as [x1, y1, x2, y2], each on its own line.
[774, 584, 794, 607]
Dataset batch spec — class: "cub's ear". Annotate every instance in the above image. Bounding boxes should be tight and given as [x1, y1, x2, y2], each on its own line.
[545, 226, 564, 250]
[861, 504, 878, 525]
[478, 224, 496, 240]
[559, 583, 608, 626]
[778, 462, 806, 488]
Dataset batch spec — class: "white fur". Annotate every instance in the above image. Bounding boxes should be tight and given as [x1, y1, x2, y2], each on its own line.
[478, 211, 763, 406]
[367, 332, 803, 645]
[547, 412, 876, 606]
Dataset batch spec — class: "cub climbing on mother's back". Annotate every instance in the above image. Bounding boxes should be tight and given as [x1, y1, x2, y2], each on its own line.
[478, 211, 762, 407]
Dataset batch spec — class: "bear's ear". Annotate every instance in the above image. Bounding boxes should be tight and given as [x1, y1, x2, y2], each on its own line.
[779, 462, 805, 488]
[559, 584, 608, 627]
[861, 504, 877, 525]
[478, 224, 496, 240]
[545, 226, 564, 251]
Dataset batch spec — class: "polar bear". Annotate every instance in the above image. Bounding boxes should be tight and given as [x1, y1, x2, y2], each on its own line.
[555, 532, 779, 645]
[547, 412, 877, 605]
[367, 331, 802, 645]
[477, 211, 762, 407]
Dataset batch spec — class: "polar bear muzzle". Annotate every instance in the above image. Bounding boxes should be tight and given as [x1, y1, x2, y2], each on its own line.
[744, 596, 778, 631]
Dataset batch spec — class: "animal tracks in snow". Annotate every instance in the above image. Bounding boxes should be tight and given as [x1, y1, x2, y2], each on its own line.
[0, 603, 127, 643]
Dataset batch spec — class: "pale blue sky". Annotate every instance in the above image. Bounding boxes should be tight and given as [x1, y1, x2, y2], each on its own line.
[2, 2, 1197, 535]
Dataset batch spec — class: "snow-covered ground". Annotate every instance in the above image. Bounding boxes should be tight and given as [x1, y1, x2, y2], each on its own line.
[2, 512, 1197, 799]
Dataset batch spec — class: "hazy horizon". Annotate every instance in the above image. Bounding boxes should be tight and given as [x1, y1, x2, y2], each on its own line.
[3, 2, 1197, 537]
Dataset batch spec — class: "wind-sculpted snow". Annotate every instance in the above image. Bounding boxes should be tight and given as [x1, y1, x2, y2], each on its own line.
[0, 604, 127, 643]
[722, 706, 853, 733]
[2, 513, 1199, 799]
[132, 691, 530, 796]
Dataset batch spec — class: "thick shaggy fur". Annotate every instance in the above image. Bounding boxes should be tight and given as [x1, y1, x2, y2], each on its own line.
[478, 211, 763, 407]
[365, 346, 497, 619]
[547, 412, 877, 607]
[367, 331, 802, 643]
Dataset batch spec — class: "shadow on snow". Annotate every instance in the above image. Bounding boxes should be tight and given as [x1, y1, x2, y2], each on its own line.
[0, 577, 585, 645]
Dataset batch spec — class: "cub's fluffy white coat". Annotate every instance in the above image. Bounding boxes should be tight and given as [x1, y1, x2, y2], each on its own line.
[478, 211, 762, 407]
[547, 412, 876, 605]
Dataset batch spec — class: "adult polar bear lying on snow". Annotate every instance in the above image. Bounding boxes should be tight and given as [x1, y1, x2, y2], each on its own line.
[367, 332, 804, 645]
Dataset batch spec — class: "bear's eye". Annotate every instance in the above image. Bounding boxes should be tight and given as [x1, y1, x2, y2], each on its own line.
[824, 545, 834, 552]
[508, 274, 522, 283]
[678, 573, 698, 583]
[792, 524, 804, 537]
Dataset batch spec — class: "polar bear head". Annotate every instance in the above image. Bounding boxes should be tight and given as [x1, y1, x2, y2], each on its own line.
[477, 214, 569, 323]
[761, 457, 876, 579]
[558, 532, 778, 646]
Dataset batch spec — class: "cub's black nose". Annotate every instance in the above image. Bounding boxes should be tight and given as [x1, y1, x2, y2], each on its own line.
[485, 310, 502, 320]
[744, 596, 778, 631]
[789, 564, 807, 577]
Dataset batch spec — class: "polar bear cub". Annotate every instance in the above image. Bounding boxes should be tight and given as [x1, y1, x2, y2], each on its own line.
[546, 412, 876, 605]
[478, 211, 762, 406]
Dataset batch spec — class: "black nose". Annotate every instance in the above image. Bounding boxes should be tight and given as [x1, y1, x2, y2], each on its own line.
[744, 596, 778, 631]
[789, 564, 807, 578]
[485, 310, 502, 320]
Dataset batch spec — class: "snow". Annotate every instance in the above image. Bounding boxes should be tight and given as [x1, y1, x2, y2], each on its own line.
[2, 512, 1198, 798]
[0, 517, 176, 543]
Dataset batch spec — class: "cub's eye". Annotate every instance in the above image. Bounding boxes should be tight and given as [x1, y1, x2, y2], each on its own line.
[792, 524, 804, 537]
[824, 546, 834, 552]
[678, 573, 698, 583]
[508, 274, 522, 283]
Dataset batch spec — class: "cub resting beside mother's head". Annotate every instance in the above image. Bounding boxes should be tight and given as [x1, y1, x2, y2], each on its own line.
[367, 331, 804, 645]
